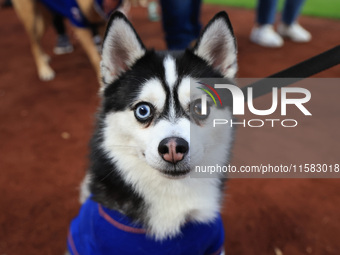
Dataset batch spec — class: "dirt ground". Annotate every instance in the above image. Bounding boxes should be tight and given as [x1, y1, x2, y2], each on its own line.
[0, 4, 339, 255]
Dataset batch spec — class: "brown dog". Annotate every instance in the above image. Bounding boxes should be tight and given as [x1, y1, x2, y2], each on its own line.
[12, 0, 120, 81]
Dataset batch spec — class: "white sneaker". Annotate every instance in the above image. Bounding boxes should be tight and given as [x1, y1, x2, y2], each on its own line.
[250, 25, 284, 48]
[93, 35, 102, 53]
[277, 23, 312, 43]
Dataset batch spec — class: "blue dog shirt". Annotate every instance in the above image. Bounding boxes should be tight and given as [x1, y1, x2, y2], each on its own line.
[39, 0, 98, 27]
[68, 198, 224, 255]
[39, 0, 113, 27]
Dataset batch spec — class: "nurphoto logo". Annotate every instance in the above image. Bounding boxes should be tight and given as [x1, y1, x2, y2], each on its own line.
[197, 82, 312, 128]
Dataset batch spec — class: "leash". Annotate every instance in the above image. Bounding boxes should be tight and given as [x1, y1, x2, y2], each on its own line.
[242, 45, 340, 100]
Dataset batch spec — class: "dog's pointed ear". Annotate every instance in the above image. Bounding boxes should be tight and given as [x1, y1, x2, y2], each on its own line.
[193, 11, 238, 78]
[100, 11, 146, 86]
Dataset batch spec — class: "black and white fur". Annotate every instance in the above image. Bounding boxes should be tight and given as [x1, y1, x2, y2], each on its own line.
[80, 11, 238, 242]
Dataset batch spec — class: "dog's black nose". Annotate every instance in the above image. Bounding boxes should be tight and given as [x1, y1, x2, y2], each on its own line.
[158, 137, 189, 164]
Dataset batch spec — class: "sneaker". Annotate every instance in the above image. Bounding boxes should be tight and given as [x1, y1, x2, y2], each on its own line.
[148, 1, 160, 22]
[250, 25, 284, 48]
[277, 23, 311, 43]
[53, 35, 73, 55]
[93, 35, 102, 53]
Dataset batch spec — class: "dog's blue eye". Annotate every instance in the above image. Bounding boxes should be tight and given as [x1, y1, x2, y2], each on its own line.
[135, 104, 152, 121]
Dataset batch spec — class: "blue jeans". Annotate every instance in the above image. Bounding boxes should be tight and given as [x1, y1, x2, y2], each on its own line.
[160, 0, 202, 50]
[257, 0, 306, 25]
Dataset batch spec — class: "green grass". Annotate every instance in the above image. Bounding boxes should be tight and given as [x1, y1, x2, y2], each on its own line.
[204, 0, 340, 19]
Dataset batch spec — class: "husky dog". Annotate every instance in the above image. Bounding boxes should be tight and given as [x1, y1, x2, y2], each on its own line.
[67, 11, 237, 255]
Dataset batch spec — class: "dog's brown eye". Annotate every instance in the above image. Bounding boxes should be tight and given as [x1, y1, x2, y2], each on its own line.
[194, 103, 202, 115]
[191, 99, 210, 120]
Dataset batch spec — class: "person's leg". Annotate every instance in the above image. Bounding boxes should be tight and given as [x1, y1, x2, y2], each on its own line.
[1, 0, 12, 8]
[250, 0, 283, 47]
[278, 0, 311, 42]
[281, 0, 305, 25]
[160, 0, 201, 50]
[90, 24, 102, 52]
[256, 0, 278, 25]
[52, 13, 73, 55]
[190, 0, 202, 42]
[52, 13, 66, 35]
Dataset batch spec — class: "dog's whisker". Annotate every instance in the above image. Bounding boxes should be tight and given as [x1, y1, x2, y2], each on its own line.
[99, 169, 116, 182]
[107, 145, 138, 148]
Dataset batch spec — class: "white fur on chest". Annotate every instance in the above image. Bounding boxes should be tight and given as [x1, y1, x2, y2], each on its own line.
[144, 174, 221, 240]
[104, 149, 221, 240]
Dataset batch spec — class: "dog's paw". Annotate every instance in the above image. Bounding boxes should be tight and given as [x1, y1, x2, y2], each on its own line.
[38, 66, 55, 81]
